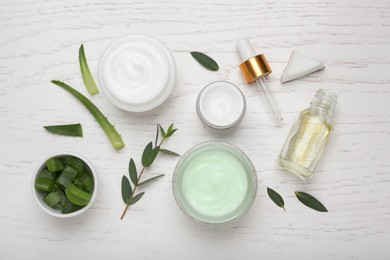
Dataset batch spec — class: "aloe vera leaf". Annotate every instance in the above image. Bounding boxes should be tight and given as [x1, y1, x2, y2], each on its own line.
[51, 80, 125, 150]
[44, 123, 83, 137]
[79, 44, 99, 95]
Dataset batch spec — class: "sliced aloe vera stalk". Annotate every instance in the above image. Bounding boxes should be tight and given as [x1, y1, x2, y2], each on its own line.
[65, 183, 92, 206]
[79, 44, 99, 95]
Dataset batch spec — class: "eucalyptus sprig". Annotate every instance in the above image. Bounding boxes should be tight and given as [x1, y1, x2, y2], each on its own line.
[120, 123, 179, 220]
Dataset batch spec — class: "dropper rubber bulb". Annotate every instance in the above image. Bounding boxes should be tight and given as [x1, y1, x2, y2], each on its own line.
[236, 38, 283, 127]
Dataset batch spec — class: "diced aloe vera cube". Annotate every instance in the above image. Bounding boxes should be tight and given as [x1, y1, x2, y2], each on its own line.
[52, 184, 61, 192]
[46, 158, 65, 173]
[61, 198, 82, 214]
[65, 156, 84, 175]
[43, 191, 61, 208]
[56, 190, 67, 207]
[35, 169, 56, 192]
[65, 183, 92, 206]
[74, 178, 87, 191]
[56, 166, 78, 189]
[78, 171, 93, 192]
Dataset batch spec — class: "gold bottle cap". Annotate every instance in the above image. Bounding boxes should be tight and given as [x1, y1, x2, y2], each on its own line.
[237, 38, 272, 84]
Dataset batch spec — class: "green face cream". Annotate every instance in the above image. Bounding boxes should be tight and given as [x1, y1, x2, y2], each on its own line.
[173, 142, 257, 224]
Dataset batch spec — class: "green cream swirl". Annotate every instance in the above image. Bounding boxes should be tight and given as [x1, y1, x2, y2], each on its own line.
[180, 147, 250, 219]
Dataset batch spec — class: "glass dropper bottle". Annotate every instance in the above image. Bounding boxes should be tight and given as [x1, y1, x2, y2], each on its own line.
[236, 38, 283, 127]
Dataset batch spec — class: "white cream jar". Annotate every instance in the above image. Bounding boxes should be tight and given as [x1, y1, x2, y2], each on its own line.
[196, 81, 246, 132]
[98, 35, 176, 112]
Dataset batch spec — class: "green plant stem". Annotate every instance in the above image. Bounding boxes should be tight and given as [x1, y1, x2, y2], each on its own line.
[120, 137, 166, 220]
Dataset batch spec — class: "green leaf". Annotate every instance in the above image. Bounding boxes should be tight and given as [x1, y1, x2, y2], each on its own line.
[267, 187, 285, 211]
[295, 191, 328, 212]
[44, 123, 83, 137]
[129, 192, 145, 206]
[138, 174, 165, 187]
[142, 142, 160, 167]
[165, 128, 177, 138]
[167, 123, 174, 133]
[128, 158, 138, 185]
[155, 124, 159, 148]
[121, 176, 132, 204]
[151, 147, 160, 165]
[147, 147, 160, 167]
[142, 142, 153, 167]
[51, 81, 124, 150]
[190, 51, 219, 71]
[79, 44, 99, 95]
[159, 149, 180, 156]
[159, 124, 166, 138]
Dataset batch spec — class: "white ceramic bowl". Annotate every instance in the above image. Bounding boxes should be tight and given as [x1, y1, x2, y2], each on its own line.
[32, 152, 98, 218]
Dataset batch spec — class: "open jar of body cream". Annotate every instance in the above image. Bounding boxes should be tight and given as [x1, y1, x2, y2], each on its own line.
[173, 142, 257, 224]
[98, 35, 176, 112]
[196, 81, 246, 132]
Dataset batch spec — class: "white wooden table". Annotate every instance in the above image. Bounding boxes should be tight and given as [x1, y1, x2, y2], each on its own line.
[1, 0, 389, 259]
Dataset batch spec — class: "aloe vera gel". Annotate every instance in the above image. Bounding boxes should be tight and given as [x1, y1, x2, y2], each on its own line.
[173, 142, 257, 224]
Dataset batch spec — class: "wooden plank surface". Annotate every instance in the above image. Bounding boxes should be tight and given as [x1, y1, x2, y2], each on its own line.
[0, 0, 389, 259]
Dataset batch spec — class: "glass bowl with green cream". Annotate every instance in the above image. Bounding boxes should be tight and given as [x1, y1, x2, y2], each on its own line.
[173, 142, 257, 224]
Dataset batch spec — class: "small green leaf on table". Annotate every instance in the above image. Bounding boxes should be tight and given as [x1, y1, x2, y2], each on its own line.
[267, 187, 285, 211]
[295, 191, 328, 212]
[190, 51, 219, 71]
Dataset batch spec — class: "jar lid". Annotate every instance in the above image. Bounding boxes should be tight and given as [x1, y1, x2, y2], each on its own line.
[196, 81, 246, 130]
[98, 35, 176, 112]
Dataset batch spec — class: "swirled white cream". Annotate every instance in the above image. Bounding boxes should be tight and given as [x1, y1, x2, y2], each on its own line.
[98, 35, 176, 112]
[197, 81, 246, 129]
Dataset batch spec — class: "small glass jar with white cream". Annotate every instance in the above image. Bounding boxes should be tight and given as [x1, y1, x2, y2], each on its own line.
[196, 81, 246, 132]
[98, 34, 176, 112]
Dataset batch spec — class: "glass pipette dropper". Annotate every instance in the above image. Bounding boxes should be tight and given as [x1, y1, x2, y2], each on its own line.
[236, 38, 283, 127]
